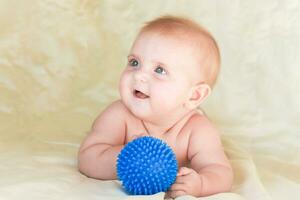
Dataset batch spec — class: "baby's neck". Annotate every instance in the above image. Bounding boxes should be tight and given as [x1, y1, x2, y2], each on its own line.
[141, 109, 196, 137]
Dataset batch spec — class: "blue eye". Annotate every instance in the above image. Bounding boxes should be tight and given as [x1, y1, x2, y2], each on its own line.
[129, 59, 139, 67]
[154, 66, 167, 75]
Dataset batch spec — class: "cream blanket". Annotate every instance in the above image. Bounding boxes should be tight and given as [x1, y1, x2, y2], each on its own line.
[0, 0, 299, 199]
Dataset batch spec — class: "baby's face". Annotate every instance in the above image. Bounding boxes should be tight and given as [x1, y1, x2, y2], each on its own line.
[119, 31, 201, 120]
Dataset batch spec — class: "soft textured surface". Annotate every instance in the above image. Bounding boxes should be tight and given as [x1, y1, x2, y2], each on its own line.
[0, 0, 299, 200]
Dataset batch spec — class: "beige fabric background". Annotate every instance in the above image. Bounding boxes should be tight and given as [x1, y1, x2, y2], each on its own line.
[0, 0, 299, 199]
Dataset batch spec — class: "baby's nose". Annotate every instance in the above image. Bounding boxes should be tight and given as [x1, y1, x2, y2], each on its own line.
[134, 70, 148, 82]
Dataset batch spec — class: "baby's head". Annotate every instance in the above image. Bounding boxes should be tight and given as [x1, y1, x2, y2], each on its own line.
[119, 15, 220, 121]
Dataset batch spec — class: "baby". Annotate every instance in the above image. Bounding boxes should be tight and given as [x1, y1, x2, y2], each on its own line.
[78, 15, 233, 198]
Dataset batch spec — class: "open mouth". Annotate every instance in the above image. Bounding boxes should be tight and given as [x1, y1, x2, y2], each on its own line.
[133, 89, 149, 99]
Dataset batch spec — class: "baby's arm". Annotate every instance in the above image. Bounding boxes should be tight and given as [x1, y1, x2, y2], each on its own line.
[168, 115, 233, 198]
[188, 116, 233, 196]
[78, 100, 127, 180]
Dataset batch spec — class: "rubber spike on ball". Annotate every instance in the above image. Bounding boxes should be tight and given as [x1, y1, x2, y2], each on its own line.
[117, 136, 178, 195]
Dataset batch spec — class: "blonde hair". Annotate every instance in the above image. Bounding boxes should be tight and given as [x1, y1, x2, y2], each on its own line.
[137, 15, 221, 89]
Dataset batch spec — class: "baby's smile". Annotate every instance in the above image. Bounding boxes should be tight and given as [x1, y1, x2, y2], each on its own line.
[133, 89, 149, 99]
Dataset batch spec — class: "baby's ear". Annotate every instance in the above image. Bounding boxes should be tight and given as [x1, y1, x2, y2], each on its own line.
[185, 83, 211, 109]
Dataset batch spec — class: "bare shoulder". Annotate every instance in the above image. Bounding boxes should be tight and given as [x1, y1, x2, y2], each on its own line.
[92, 100, 130, 129]
[186, 111, 224, 161]
[79, 100, 131, 149]
[188, 111, 219, 136]
[100, 99, 129, 116]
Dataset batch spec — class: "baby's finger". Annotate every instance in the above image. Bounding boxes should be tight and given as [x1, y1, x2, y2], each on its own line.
[177, 167, 192, 176]
[175, 173, 190, 184]
[169, 183, 186, 192]
[168, 190, 186, 199]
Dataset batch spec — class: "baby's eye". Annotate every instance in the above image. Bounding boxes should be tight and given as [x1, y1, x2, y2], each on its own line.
[154, 66, 167, 75]
[129, 59, 139, 67]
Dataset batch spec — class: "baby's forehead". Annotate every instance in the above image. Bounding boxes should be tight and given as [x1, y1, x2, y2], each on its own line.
[133, 32, 202, 63]
[151, 30, 211, 54]
[137, 30, 209, 56]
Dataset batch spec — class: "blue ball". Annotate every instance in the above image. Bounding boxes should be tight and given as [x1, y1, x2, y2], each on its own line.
[117, 136, 178, 195]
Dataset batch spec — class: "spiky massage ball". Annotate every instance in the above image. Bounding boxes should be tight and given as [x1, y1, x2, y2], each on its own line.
[117, 136, 178, 195]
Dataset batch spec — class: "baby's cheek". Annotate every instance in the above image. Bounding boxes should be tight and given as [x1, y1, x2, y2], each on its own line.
[119, 75, 131, 94]
[120, 73, 128, 85]
[152, 89, 169, 105]
[157, 85, 184, 101]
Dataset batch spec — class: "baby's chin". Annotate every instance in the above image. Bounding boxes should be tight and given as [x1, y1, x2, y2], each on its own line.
[122, 100, 153, 120]
[120, 93, 165, 121]
[128, 104, 151, 119]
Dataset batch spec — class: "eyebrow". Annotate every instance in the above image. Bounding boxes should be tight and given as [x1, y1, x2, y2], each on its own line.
[155, 61, 168, 68]
[127, 54, 140, 60]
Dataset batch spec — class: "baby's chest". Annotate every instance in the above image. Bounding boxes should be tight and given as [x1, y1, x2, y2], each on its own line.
[125, 122, 190, 167]
[125, 122, 146, 142]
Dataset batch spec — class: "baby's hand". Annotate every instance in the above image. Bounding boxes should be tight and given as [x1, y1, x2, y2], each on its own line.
[166, 167, 203, 198]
